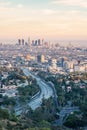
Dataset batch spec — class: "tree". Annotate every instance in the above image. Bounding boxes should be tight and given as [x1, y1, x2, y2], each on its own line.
[64, 114, 84, 129]
[0, 109, 9, 119]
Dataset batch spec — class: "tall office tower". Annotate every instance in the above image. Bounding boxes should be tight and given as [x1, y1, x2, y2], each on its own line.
[35, 40, 37, 46]
[18, 39, 21, 45]
[42, 38, 44, 46]
[37, 55, 45, 63]
[28, 37, 31, 46]
[32, 40, 34, 46]
[38, 39, 41, 46]
[61, 57, 64, 67]
[22, 39, 25, 45]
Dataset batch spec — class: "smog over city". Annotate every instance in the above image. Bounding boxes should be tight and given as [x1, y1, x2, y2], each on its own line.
[0, 0, 87, 130]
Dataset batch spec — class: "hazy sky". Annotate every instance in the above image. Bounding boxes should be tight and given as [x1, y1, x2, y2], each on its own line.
[0, 0, 87, 42]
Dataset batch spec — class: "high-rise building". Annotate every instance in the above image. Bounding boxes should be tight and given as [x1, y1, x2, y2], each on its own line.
[32, 40, 34, 46]
[35, 40, 37, 46]
[18, 39, 21, 45]
[38, 39, 41, 46]
[42, 39, 44, 46]
[28, 37, 31, 46]
[22, 39, 25, 45]
[37, 55, 45, 63]
[51, 59, 57, 69]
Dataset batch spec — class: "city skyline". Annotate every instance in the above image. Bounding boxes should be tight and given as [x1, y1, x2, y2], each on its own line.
[0, 0, 87, 45]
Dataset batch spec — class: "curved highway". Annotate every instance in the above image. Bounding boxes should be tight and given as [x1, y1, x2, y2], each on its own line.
[15, 68, 54, 115]
[22, 68, 54, 110]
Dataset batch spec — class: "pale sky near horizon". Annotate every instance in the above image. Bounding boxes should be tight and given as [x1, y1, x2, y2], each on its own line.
[0, 0, 87, 44]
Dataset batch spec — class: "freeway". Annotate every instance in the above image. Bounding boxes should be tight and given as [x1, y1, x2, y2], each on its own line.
[15, 68, 54, 115]
[53, 106, 79, 126]
[22, 68, 54, 110]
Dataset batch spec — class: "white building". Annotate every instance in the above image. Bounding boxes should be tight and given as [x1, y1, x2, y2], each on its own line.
[74, 63, 87, 72]
[51, 59, 57, 69]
